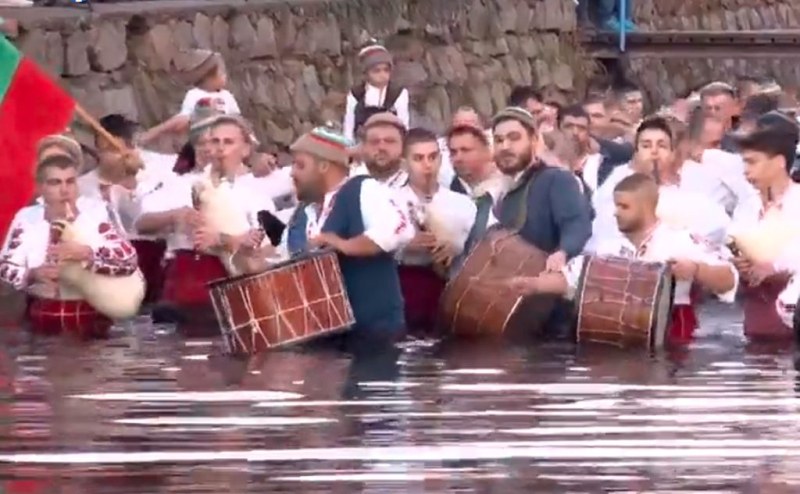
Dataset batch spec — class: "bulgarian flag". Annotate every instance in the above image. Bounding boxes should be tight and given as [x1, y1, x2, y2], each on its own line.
[0, 35, 75, 240]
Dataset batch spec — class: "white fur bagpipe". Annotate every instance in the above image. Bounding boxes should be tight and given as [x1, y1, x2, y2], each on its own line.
[191, 173, 252, 275]
[656, 186, 731, 248]
[728, 208, 800, 264]
[50, 219, 145, 320]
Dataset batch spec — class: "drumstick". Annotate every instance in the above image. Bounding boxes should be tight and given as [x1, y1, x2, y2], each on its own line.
[652, 159, 661, 185]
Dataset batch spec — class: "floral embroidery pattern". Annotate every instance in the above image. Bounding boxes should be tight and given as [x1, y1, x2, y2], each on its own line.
[91, 222, 138, 277]
[0, 225, 27, 288]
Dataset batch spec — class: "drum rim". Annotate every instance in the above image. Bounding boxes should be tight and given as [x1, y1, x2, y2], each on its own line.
[206, 249, 338, 289]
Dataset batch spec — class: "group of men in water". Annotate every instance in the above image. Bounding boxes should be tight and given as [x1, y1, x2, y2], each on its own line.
[0, 42, 799, 350]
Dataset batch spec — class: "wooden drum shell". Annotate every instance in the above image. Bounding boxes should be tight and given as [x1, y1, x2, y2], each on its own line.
[575, 256, 674, 350]
[438, 227, 556, 337]
[208, 250, 355, 355]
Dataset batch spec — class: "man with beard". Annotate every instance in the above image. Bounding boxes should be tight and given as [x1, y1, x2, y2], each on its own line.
[286, 125, 414, 347]
[351, 113, 408, 191]
[503, 173, 738, 345]
[492, 107, 591, 273]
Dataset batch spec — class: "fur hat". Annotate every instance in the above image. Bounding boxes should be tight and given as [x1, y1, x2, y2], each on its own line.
[36, 134, 83, 169]
[176, 49, 224, 86]
[492, 106, 537, 132]
[290, 125, 353, 166]
[358, 43, 392, 73]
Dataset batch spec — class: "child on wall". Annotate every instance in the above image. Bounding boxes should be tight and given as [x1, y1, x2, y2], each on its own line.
[139, 50, 240, 146]
[343, 42, 410, 142]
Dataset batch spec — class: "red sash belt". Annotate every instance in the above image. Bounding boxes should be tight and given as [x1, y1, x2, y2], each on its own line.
[669, 304, 698, 345]
[26, 297, 111, 338]
[130, 239, 166, 304]
[161, 250, 227, 308]
[741, 276, 791, 340]
[398, 264, 445, 330]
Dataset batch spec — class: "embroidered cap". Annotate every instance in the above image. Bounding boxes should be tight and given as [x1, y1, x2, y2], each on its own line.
[491, 106, 537, 132]
[36, 134, 83, 168]
[358, 43, 393, 72]
[362, 112, 406, 134]
[290, 125, 353, 166]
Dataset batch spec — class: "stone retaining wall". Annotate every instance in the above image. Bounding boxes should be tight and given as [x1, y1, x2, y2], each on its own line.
[8, 0, 593, 145]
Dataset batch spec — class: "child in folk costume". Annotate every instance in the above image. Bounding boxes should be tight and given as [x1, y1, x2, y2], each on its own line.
[395, 128, 476, 329]
[343, 42, 410, 143]
[135, 115, 275, 328]
[0, 155, 139, 337]
[728, 112, 800, 340]
[139, 50, 240, 145]
[287, 126, 414, 346]
[504, 173, 738, 345]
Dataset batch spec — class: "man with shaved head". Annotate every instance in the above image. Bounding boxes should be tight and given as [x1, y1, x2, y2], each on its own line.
[504, 172, 739, 345]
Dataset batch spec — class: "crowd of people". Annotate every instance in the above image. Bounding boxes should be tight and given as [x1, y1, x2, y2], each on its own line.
[1, 41, 800, 353]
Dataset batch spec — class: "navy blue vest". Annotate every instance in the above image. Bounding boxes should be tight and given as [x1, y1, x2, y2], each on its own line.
[450, 176, 468, 195]
[286, 176, 405, 333]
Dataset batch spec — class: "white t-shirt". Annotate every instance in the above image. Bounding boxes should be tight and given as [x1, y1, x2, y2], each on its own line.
[179, 87, 240, 116]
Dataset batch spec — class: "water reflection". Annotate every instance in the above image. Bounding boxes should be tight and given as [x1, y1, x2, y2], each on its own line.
[0, 302, 800, 491]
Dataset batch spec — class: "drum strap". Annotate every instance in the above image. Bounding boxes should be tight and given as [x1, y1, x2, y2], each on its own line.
[510, 165, 544, 231]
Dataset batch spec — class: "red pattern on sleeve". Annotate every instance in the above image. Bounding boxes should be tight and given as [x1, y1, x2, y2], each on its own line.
[390, 199, 408, 235]
[0, 224, 29, 289]
[91, 222, 139, 277]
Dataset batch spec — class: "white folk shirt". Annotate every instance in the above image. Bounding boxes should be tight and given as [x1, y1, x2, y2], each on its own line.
[681, 149, 760, 216]
[0, 199, 138, 300]
[252, 166, 294, 203]
[303, 176, 414, 254]
[587, 164, 730, 252]
[395, 185, 476, 266]
[562, 223, 738, 306]
[138, 167, 277, 255]
[349, 164, 408, 200]
[179, 87, 240, 116]
[342, 83, 410, 142]
[730, 182, 800, 235]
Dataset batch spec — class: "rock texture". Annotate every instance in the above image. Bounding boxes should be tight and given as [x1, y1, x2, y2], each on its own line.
[628, 0, 800, 105]
[9, 0, 594, 145]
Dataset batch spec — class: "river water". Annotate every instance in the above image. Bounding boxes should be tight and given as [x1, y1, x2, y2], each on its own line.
[0, 300, 798, 493]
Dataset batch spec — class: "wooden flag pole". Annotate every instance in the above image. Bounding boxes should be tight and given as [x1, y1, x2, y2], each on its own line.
[73, 103, 143, 172]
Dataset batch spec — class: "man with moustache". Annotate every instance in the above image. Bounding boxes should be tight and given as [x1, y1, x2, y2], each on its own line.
[351, 113, 408, 191]
[490, 107, 591, 339]
[492, 107, 591, 272]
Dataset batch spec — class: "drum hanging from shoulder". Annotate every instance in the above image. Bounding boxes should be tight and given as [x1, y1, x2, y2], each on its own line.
[208, 249, 355, 355]
[438, 227, 557, 337]
[575, 256, 674, 350]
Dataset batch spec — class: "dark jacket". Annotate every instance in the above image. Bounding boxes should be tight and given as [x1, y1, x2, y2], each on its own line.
[595, 137, 634, 189]
[496, 164, 592, 258]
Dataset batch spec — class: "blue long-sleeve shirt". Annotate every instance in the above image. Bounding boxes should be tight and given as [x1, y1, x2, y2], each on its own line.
[497, 165, 592, 258]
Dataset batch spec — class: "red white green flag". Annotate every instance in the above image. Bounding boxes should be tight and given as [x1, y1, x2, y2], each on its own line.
[0, 35, 75, 240]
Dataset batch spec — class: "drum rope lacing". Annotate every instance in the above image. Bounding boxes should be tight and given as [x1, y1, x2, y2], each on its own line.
[215, 254, 352, 352]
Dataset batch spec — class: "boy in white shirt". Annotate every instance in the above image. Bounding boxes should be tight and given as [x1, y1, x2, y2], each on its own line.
[343, 43, 410, 142]
[139, 50, 240, 145]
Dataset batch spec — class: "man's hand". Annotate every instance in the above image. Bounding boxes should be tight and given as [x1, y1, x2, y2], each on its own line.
[407, 232, 437, 252]
[545, 250, 567, 272]
[193, 227, 221, 251]
[732, 256, 752, 274]
[29, 265, 60, 285]
[238, 229, 266, 252]
[172, 207, 203, 230]
[668, 258, 699, 281]
[507, 276, 540, 296]
[745, 261, 775, 287]
[309, 232, 345, 253]
[47, 242, 93, 263]
[431, 241, 457, 267]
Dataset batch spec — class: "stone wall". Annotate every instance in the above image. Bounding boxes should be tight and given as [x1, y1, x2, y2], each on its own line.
[8, 0, 594, 146]
[628, 0, 800, 105]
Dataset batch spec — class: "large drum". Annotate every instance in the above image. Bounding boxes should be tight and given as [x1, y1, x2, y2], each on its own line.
[575, 256, 674, 350]
[438, 227, 556, 336]
[208, 250, 355, 355]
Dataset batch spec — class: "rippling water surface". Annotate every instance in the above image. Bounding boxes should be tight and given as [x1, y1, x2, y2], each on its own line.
[1, 301, 799, 493]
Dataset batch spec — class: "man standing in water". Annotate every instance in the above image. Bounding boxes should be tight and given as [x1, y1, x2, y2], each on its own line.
[493, 107, 592, 270]
[491, 106, 592, 339]
[288, 125, 414, 350]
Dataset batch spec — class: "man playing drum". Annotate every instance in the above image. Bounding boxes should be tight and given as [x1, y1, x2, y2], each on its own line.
[135, 115, 275, 328]
[0, 154, 139, 337]
[491, 106, 592, 338]
[506, 173, 739, 345]
[287, 125, 414, 348]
